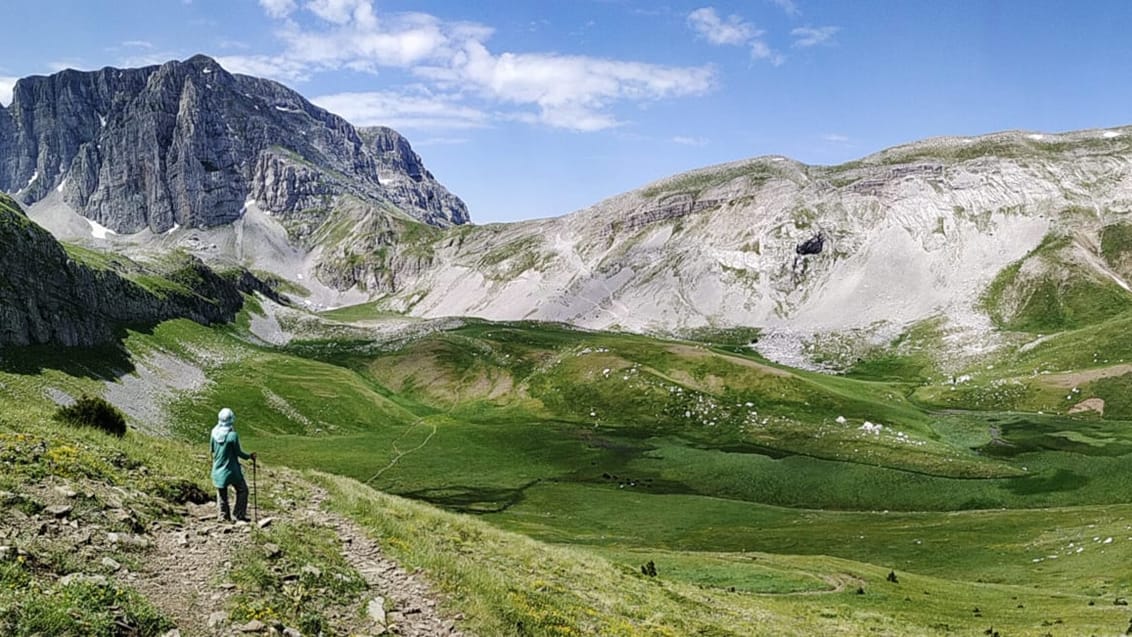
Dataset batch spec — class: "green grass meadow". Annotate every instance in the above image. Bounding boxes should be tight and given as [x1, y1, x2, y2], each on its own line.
[9, 304, 1132, 634]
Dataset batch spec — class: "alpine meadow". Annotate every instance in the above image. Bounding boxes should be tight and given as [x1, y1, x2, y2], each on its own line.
[4, 29, 1132, 637]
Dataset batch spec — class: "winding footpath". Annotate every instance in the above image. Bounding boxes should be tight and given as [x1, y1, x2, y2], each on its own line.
[133, 473, 466, 637]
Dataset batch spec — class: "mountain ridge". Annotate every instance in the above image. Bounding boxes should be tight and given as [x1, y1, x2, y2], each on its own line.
[0, 54, 468, 235]
[8, 56, 1132, 368]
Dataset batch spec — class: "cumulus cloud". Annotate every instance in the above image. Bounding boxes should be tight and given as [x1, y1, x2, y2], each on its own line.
[0, 77, 18, 107]
[259, 0, 296, 19]
[215, 54, 312, 82]
[792, 25, 839, 47]
[276, 11, 462, 70]
[249, 1, 715, 131]
[419, 42, 714, 130]
[687, 7, 782, 65]
[311, 90, 488, 130]
[769, 0, 801, 16]
[687, 7, 756, 46]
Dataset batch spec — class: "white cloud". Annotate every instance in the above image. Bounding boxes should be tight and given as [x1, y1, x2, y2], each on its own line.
[420, 41, 714, 131]
[750, 41, 785, 66]
[0, 76, 18, 107]
[307, 0, 372, 25]
[248, 1, 715, 132]
[215, 54, 311, 82]
[823, 133, 849, 143]
[687, 7, 756, 46]
[312, 90, 489, 130]
[687, 7, 783, 65]
[673, 136, 708, 146]
[792, 26, 839, 47]
[259, 0, 296, 19]
[121, 40, 154, 49]
[769, 0, 801, 16]
[276, 11, 466, 70]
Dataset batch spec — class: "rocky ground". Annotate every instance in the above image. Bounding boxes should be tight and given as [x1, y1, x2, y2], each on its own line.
[1, 464, 466, 637]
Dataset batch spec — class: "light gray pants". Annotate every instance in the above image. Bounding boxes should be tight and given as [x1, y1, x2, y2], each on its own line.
[216, 475, 249, 521]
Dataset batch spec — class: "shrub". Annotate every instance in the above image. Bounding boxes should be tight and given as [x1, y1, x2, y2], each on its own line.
[152, 478, 212, 504]
[53, 395, 127, 438]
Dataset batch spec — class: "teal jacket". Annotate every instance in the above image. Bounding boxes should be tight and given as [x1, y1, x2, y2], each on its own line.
[210, 422, 251, 488]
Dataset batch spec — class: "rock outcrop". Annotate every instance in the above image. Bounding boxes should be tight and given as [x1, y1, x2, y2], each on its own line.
[0, 193, 273, 347]
[0, 55, 468, 235]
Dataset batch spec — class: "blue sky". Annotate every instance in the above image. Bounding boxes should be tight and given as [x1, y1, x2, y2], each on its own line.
[2, 1, 1131, 223]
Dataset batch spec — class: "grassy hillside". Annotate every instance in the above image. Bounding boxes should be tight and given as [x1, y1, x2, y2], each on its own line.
[8, 290, 1132, 634]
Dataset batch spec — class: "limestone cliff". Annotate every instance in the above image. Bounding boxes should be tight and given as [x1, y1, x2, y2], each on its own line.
[0, 55, 468, 236]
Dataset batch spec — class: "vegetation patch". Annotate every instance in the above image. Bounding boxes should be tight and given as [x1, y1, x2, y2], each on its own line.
[982, 232, 1132, 332]
[227, 521, 368, 635]
[53, 394, 127, 438]
[640, 160, 784, 199]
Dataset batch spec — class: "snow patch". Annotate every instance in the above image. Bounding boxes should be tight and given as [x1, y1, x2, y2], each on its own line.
[1103, 130, 1121, 138]
[56, 178, 67, 192]
[86, 217, 117, 239]
[1027, 134, 1045, 141]
[166, 223, 180, 235]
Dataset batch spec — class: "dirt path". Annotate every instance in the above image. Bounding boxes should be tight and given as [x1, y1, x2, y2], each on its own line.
[1037, 363, 1132, 388]
[306, 486, 465, 637]
[131, 474, 465, 636]
[131, 505, 247, 636]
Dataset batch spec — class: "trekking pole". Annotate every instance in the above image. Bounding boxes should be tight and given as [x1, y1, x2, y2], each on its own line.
[252, 455, 258, 526]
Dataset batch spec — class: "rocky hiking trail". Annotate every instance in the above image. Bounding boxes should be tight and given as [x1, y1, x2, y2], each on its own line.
[134, 473, 467, 637]
[2, 458, 468, 637]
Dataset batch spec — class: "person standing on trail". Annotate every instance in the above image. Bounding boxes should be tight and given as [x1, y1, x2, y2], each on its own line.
[210, 407, 256, 522]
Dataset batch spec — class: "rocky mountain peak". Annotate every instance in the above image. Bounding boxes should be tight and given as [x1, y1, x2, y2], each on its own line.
[0, 55, 468, 235]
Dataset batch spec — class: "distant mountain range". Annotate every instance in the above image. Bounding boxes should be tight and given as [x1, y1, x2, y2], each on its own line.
[6, 56, 1132, 364]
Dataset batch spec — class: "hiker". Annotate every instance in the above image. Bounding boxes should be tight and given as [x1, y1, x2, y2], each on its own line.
[210, 407, 256, 522]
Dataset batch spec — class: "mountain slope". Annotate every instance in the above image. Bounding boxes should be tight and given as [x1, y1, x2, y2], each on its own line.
[0, 192, 272, 346]
[323, 127, 1132, 362]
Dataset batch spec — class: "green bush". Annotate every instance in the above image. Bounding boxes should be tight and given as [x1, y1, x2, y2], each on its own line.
[53, 395, 127, 438]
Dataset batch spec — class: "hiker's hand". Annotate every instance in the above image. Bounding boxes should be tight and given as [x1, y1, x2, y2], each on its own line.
[251, 452, 257, 460]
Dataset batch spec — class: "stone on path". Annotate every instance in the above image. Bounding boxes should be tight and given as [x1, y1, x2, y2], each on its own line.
[368, 596, 388, 626]
[45, 504, 73, 518]
[101, 557, 122, 571]
[207, 611, 228, 628]
[239, 619, 266, 632]
[59, 573, 108, 586]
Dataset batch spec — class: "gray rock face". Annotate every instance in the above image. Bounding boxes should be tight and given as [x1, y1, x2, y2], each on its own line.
[319, 127, 1132, 354]
[0, 55, 468, 234]
[363, 126, 470, 226]
[0, 194, 274, 347]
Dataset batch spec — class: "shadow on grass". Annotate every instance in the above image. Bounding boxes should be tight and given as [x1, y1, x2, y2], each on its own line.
[0, 336, 139, 380]
[1005, 468, 1090, 496]
[401, 480, 540, 514]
